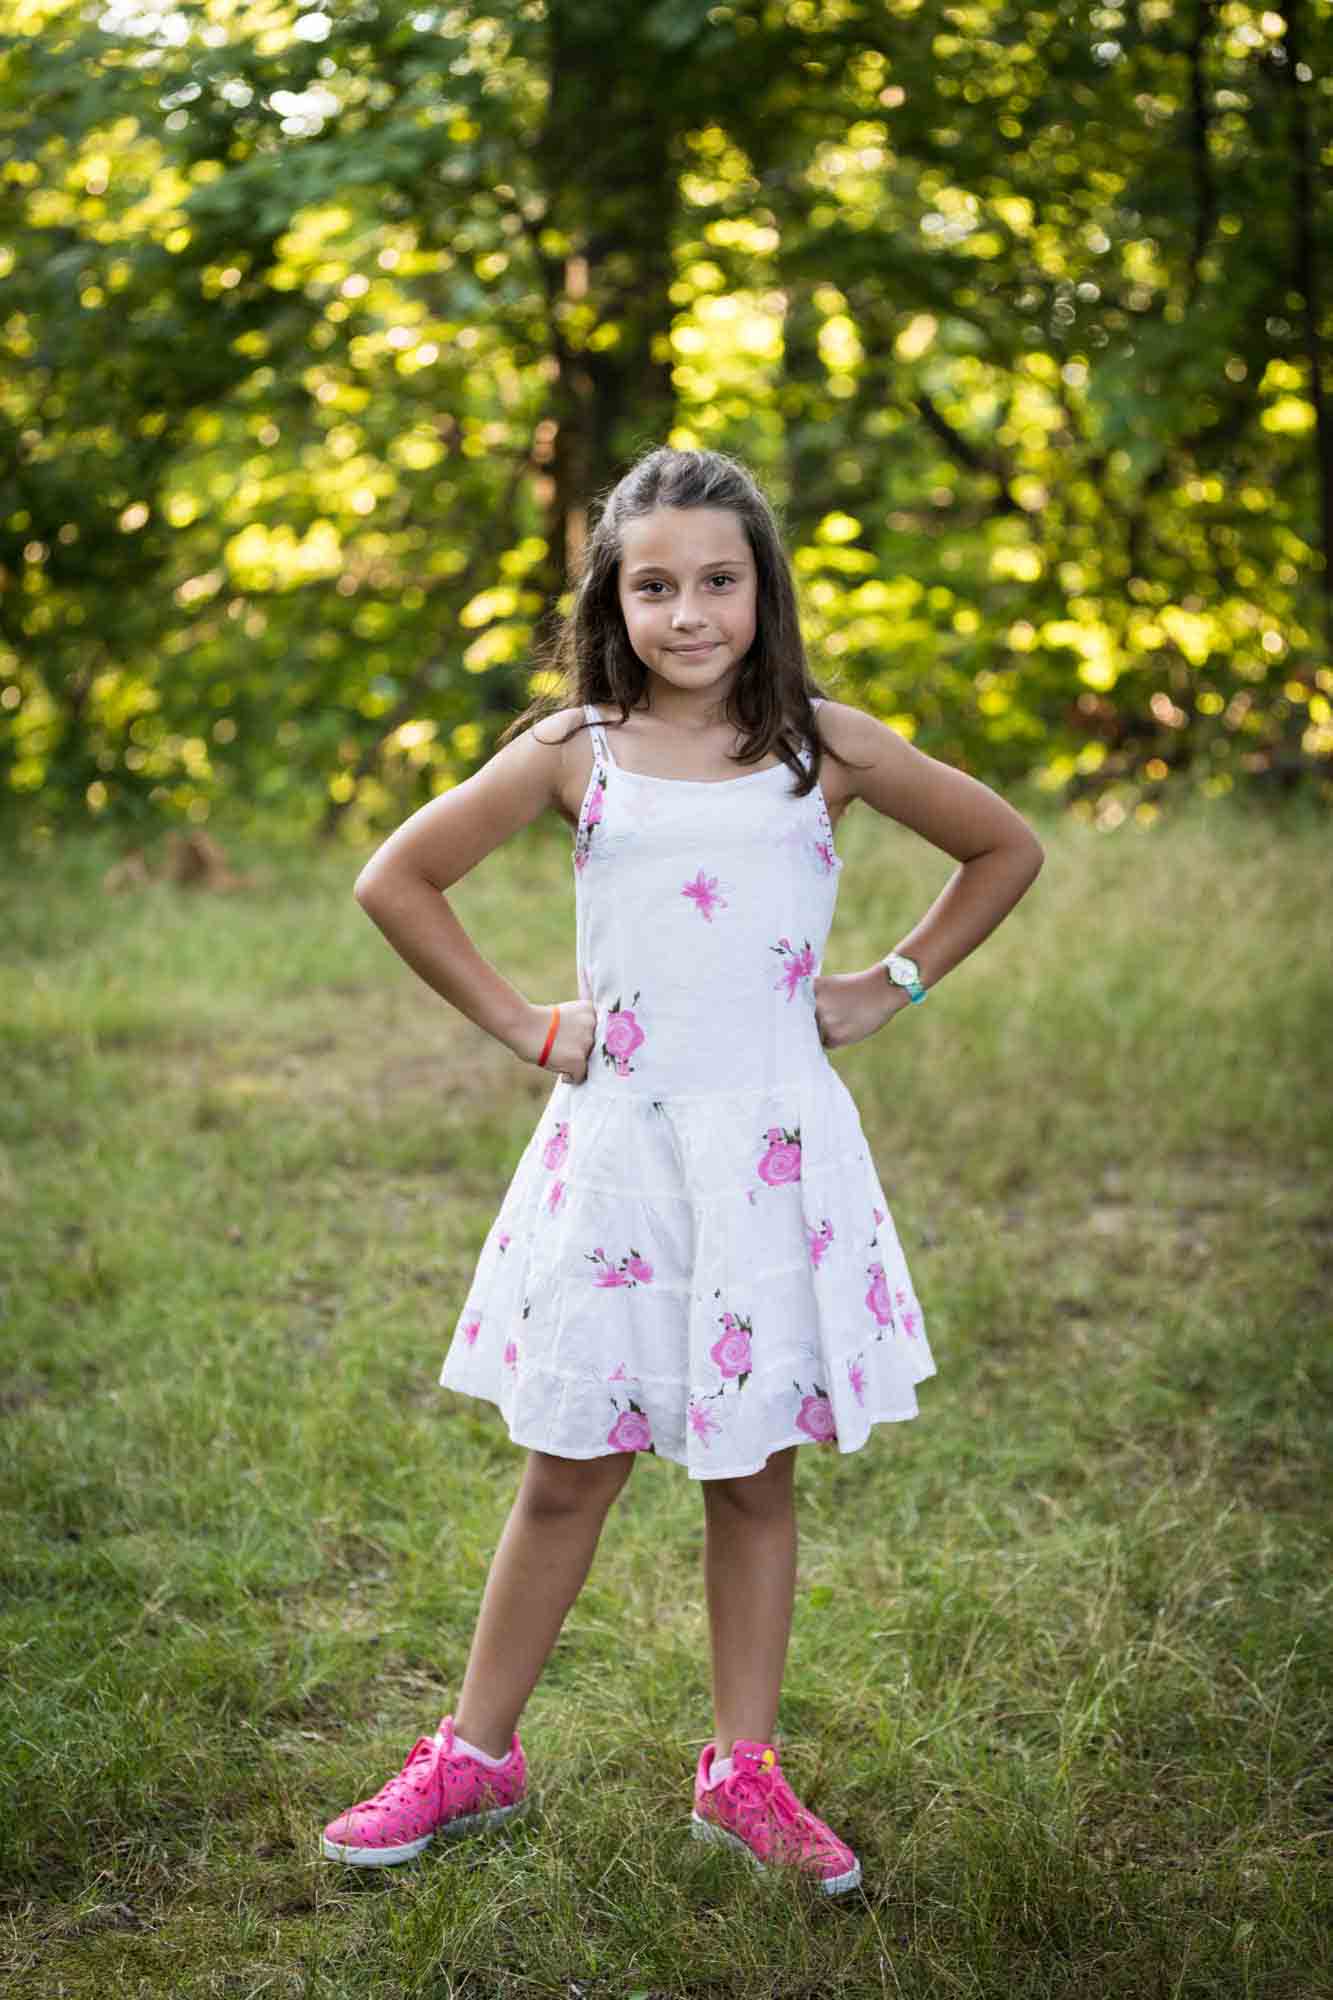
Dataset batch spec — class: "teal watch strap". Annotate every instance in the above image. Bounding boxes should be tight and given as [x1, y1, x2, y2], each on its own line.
[883, 953, 928, 1004]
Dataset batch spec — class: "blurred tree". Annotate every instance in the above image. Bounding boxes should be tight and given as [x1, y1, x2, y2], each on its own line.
[0, 0, 1328, 841]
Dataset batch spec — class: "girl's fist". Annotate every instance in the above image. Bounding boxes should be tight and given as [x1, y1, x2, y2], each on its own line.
[812, 967, 908, 1051]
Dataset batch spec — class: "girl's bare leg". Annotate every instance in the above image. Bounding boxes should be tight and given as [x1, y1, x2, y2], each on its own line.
[700, 1446, 798, 1757]
[452, 1448, 635, 1759]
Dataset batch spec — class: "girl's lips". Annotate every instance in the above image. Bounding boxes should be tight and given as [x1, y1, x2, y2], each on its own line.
[670, 643, 718, 654]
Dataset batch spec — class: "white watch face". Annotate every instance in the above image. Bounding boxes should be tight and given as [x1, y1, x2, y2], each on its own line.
[887, 954, 919, 985]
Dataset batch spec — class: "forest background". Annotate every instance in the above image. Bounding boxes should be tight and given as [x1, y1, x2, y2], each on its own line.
[3, 0, 1332, 845]
[5, 9, 1333, 1994]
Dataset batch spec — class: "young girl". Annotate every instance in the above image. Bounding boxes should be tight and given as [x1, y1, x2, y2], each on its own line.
[321, 446, 1044, 1894]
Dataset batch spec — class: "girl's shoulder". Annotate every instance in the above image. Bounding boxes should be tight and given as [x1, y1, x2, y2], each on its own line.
[809, 694, 867, 744]
[528, 705, 596, 831]
[808, 696, 874, 817]
[530, 703, 591, 750]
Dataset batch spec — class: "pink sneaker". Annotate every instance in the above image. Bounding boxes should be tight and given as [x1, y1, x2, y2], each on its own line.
[691, 1738, 862, 1896]
[322, 1714, 529, 1866]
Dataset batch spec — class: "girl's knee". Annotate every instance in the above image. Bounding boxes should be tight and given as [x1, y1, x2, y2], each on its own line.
[520, 1448, 635, 1516]
[702, 1446, 796, 1515]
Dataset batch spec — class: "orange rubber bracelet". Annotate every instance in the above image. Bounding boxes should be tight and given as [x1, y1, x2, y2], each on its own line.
[537, 1005, 559, 1067]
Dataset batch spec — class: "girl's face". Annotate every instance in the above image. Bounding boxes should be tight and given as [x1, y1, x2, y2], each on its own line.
[615, 506, 758, 704]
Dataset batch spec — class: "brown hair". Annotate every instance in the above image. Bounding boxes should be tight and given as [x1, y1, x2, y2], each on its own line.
[497, 445, 861, 797]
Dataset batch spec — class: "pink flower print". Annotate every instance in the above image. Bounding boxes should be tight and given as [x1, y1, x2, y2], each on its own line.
[682, 869, 728, 921]
[461, 1316, 481, 1347]
[815, 839, 837, 874]
[600, 990, 646, 1076]
[545, 1177, 566, 1215]
[503, 1340, 518, 1371]
[757, 1125, 802, 1187]
[807, 1218, 834, 1268]
[848, 1356, 867, 1405]
[498, 1231, 511, 1252]
[873, 1206, 885, 1226]
[770, 936, 816, 1002]
[710, 1309, 753, 1384]
[688, 1397, 723, 1444]
[865, 1261, 893, 1327]
[608, 1404, 654, 1454]
[589, 1247, 630, 1288]
[588, 1246, 653, 1287]
[795, 1387, 837, 1444]
[542, 1122, 569, 1172]
[608, 1361, 629, 1382]
[573, 771, 605, 873]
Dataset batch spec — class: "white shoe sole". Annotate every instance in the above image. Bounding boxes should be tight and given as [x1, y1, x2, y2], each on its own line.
[322, 1796, 529, 1867]
[690, 1809, 862, 1895]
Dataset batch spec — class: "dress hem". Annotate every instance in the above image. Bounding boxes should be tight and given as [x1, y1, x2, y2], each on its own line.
[439, 1383, 932, 1481]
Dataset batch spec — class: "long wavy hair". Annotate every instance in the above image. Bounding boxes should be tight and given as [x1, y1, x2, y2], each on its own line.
[497, 445, 862, 797]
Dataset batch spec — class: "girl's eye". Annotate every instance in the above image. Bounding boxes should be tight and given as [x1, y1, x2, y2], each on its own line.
[635, 574, 737, 594]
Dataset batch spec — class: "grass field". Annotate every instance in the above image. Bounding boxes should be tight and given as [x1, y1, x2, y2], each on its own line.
[3, 791, 1331, 1999]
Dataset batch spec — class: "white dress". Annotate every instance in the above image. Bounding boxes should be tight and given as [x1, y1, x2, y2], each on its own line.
[439, 700, 935, 1478]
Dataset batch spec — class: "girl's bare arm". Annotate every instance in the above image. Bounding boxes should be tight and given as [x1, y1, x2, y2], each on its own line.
[814, 701, 1046, 1048]
[353, 712, 589, 1069]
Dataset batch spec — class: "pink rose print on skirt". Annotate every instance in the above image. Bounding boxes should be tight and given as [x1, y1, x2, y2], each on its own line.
[770, 936, 816, 1002]
[865, 1260, 893, 1328]
[600, 990, 646, 1076]
[607, 1400, 656, 1455]
[545, 1177, 566, 1215]
[681, 869, 728, 922]
[588, 1246, 654, 1287]
[757, 1125, 802, 1187]
[542, 1121, 569, 1172]
[794, 1383, 837, 1444]
[807, 1218, 834, 1267]
[503, 1340, 518, 1371]
[461, 1316, 481, 1347]
[710, 1306, 754, 1389]
[848, 1355, 867, 1405]
[895, 1287, 921, 1338]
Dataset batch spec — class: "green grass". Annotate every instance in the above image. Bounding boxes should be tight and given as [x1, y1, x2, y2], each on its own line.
[3, 792, 1331, 1999]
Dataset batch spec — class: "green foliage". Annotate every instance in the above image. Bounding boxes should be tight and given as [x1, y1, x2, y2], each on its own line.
[1, 0, 1330, 838]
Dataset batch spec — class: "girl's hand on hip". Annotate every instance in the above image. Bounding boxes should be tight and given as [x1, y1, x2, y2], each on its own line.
[813, 968, 908, 1051]
[515, 998, 598, 1084]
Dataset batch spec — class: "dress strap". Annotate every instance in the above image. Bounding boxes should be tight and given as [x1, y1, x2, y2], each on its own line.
[583, 702, 610, 771]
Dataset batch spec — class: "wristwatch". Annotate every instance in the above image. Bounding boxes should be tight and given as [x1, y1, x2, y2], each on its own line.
[882, 952, 928, 1004]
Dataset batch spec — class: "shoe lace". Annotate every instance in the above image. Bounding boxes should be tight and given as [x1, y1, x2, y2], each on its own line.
[726, 1758, 839, 1859]
[361, 1733, 446, 1814]
[363, 1728, 495, 1816]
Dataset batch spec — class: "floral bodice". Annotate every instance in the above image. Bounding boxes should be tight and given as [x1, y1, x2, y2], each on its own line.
[573, 703, 843, 1098]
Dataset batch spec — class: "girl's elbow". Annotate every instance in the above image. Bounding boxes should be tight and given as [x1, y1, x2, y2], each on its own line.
[353, 861, 386, 909]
